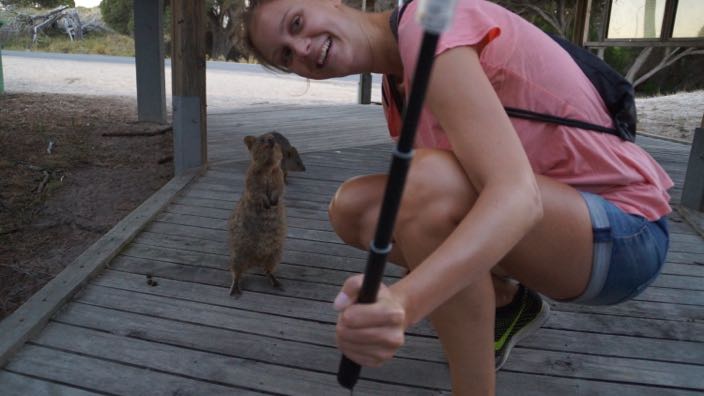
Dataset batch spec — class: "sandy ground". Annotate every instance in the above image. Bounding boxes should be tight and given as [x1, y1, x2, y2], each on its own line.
[4, 51, 701, 140]
[1, 51, 382, 111]
[637, 90, 704, 141]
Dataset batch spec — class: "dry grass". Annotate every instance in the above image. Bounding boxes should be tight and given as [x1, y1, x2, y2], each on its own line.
[3, 33, 135, 56]
[0, 92, 173, 320]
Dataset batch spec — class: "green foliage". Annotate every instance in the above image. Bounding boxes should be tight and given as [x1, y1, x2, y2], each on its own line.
[2, 0, 75, 7]
[99, 0, 133, 35]
[603, 47, 637, 76]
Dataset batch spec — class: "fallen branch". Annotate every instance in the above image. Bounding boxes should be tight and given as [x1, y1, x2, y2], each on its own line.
[35, 170, 50, 194]
[102, 126, 173, 137]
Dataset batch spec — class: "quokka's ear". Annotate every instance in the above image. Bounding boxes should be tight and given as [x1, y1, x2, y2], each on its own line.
[244, 136, 256, 151]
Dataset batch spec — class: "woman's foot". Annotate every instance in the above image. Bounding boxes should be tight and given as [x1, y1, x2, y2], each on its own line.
[494, 284, 550, 370]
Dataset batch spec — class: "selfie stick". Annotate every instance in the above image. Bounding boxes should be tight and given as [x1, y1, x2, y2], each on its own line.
[337, 0, 457, 391]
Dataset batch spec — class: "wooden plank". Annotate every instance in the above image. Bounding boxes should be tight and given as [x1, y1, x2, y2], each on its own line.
[74, 285, 442, 362]
[92, 269, 704, 342]
[146, 219, 347, 247]
[30, 323, 440, 395]
[546, 310, 704, 342]
[0, 370, 99, 396]
[92, 270, 436, 337]
[109, 254, 396, 307]
[496, 371, 700, 396]
[73, 285, 704, 368]
[54, 302, 451, 389]
[175, 195, 331, 219]
[125, 236, 402, 276]
[5, 345, 265, 395]
[66, 287, 704, 392]
[501, 347, 703, 390]
[116, 243, 700, 307]
[553, 298, 703, 324]
[144, 222, 367, 258]
[636, 286, 704, 306]
[0, 168, 201, 367]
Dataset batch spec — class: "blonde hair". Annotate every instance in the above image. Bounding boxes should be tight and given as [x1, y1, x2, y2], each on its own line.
[242, 0, 290, 73]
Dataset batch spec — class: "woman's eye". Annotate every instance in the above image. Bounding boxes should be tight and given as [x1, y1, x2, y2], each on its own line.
[291, 16, 302, 33]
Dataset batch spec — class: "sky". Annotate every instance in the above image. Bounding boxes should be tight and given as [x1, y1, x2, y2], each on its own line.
[74, 0, 101, 7]
[607, 0, 703, 39]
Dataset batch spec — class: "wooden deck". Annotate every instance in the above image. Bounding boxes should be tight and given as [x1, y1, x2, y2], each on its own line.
[1, 104, 703, 395]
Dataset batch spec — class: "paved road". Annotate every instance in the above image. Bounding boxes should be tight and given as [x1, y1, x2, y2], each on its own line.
[1, 50, 384, 111]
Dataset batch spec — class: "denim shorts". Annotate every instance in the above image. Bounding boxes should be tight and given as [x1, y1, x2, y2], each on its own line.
[566, 192, 670, 306]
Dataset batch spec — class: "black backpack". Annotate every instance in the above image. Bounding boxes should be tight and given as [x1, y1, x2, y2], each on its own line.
[389, 2, 637, 142]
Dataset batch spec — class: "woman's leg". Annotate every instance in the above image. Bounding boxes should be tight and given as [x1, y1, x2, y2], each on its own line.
[328, 149, 594, 299]
[328, 149, 594, 394]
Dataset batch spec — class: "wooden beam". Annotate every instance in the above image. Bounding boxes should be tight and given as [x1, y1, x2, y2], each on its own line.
[0, 47, 4, 94]
[171, 0, 207, 174]
[133, 0, 166, 124]
[357, 0, 373, 104]
[681, 113, 704, 211]
[572, 0, 591, 46]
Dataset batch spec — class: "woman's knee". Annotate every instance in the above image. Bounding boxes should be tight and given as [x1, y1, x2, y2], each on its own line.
[328, 175, 385, 246]
[395, 150, 477, 232]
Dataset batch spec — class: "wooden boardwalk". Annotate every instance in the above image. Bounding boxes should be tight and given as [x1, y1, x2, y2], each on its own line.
[1, 104, 703, 395]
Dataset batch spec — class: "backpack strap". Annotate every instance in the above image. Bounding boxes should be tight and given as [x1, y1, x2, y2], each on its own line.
[386, 0, 635, 142]
[389, 1, 411, 42]
[504, 107, 621, 135]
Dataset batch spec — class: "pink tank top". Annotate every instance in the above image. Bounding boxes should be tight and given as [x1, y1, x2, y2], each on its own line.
[382, 0, 673, 220]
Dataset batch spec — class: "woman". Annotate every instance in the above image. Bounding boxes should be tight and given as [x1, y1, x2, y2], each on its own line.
[243, 0, 673, 393]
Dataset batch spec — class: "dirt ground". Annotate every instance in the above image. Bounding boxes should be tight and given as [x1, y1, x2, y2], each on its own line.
[0, 93, 173, 320]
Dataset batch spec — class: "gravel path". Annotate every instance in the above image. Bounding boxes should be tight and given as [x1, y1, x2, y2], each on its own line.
[3, 50, 702, 141]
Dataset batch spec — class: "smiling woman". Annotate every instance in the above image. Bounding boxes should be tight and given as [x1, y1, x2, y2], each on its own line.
[242, 0, 400, 79]
[239, 1, 675, 394]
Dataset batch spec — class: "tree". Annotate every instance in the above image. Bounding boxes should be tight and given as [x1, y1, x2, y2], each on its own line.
[494, 0, 575, 37]
[205, 0, 245, 61]
[494, 0, 704, 91]
[99, 0, 132, 35]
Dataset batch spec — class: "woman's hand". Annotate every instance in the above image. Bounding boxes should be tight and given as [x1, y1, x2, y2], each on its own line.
[334, 274, 407, 367]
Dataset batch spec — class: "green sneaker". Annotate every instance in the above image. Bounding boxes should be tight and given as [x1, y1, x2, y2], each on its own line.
[494, 284, 550, 371]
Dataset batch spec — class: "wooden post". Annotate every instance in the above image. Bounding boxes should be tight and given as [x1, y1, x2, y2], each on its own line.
[681, 114, 704, 212]
[0, 46, 4, 95]
[357, 0, 372, 104]
[572, 0, 591, 46]
[133, 0, 166, 123]
[171, 0, 207, 174]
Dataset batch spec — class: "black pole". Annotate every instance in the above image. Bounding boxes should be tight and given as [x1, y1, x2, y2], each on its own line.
[337, 30, 441, 391]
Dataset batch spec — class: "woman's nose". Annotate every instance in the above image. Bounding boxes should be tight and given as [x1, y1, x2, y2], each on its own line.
[291, 37, 311, 58]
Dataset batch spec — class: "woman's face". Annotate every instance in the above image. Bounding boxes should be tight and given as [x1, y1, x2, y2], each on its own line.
[249, 0, 369, 79]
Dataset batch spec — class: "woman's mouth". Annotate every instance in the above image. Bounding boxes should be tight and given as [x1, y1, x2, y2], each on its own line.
[317, 37, 332, 68]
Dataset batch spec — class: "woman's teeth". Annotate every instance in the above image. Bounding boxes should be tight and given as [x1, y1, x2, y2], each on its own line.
[318, 37, 331, 67]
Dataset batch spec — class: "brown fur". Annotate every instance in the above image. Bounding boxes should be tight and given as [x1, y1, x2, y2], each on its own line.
[270, 131, 306, 184]
[228, 133, 287, 297]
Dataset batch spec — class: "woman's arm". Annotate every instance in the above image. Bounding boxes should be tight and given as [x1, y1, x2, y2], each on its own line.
[391, 45, 543, 325]
[334, 45, 543, 366]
